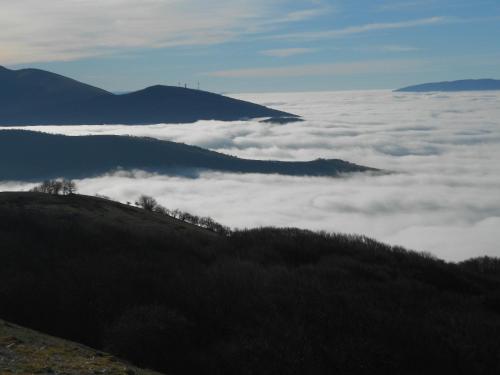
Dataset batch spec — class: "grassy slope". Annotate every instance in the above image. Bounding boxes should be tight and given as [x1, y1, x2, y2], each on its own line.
[0, 319, 163, 375]
[0, 191, 216, 237]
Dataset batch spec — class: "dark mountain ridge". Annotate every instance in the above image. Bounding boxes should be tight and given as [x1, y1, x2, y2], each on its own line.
[0, 66, 110, 114]
[0, 192, 499, 375]
[0, 66, 296, 125]
[0, 130, 376, 181]
[395, 79, 500, 92]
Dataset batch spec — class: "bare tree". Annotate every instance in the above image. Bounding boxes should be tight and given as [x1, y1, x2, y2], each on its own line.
[31, 180, 49, 194]
[50, 180, 63, 195]
[136, 195, 158, 211]
[62, 179, 77, 195]
[153, 204, 169, 215]
[31, 179, 68, 195]
[170, 209, 182, 219]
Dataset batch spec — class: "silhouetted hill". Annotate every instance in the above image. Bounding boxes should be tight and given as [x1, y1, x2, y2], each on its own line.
[0, 192, 499, 374]
[0, 130, 376, 180]
[0, 66, 296, 125]
[396, 79, 500, 92]
[0, 66, 110, 125]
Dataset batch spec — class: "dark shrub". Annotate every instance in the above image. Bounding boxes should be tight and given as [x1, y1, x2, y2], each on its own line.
[105, 305, 193, 371]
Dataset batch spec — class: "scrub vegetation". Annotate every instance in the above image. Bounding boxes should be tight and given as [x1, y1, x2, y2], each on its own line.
[0, 192, 499, 375]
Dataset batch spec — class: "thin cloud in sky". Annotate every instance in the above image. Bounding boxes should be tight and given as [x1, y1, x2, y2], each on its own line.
[378, 45, 421, 52]
[268, 16, 450, 41]
[260, 48, 317, 58]
[205, 59, 427, 78]
[377, 0, 439, 12]
[277, 6, 332, 23]
[0, 0, 326, 64]
[378, 0, 500, 12]
[1, 0, 498, 91]
[358, 45, 422, 52]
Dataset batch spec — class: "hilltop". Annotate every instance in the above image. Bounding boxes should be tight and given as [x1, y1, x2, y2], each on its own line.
[1, 192, 499, 374]
[0, 66, 295, 125]
[0, 130, 377, 180]
[395, 79, 500, 92]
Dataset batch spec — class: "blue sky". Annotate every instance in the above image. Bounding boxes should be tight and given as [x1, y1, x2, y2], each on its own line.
[2, 0, 500, 92]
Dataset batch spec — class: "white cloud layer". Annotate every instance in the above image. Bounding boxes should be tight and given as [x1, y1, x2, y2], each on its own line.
[2, 90, 500, 261]
[267, 16, 449, 41]
[0, 0, 324, 64]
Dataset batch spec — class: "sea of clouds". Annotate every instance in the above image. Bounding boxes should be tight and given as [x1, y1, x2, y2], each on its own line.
[2, 90, 499, 261]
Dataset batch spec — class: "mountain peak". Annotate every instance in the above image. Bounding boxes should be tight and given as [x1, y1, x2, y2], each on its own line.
[0, 67, 297, 125]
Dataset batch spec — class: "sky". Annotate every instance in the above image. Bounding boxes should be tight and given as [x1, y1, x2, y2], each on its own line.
[1, 0, 499, 92]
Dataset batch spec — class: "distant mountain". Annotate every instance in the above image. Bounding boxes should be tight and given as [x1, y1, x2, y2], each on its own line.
[395, 79, 500, 92]
[0, 130, 376, 180]
[0, 66, 296, 125]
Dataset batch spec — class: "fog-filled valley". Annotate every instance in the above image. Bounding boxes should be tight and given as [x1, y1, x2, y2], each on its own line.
[2, 90, 499, 261]
[3, 0, 500, 373]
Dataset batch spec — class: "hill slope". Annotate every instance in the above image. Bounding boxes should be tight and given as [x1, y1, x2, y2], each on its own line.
[0, 66, 111, 123]
[1, 192, 499, 375]
[0, 66, 295, 125]
[0, 319, 163, 375]
[0, 130, 376, 180]
[395, 79, 500, 92]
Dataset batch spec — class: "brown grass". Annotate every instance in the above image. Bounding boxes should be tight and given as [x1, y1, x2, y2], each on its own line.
[0, 319, 164, 375]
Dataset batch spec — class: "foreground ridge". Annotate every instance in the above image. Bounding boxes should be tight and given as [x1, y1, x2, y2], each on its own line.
[1, 192, 499, 375]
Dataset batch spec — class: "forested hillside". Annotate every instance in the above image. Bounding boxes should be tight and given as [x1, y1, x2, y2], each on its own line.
[0, 192, 499, 374]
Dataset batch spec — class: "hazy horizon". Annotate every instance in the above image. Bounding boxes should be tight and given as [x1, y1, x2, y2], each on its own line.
[2, 0, 499, 92]
[5, 63, 499, 94]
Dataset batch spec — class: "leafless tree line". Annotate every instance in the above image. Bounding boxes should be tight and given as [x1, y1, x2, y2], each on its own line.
[136, 195, 231, 236]
[31, 179, 77, 195]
